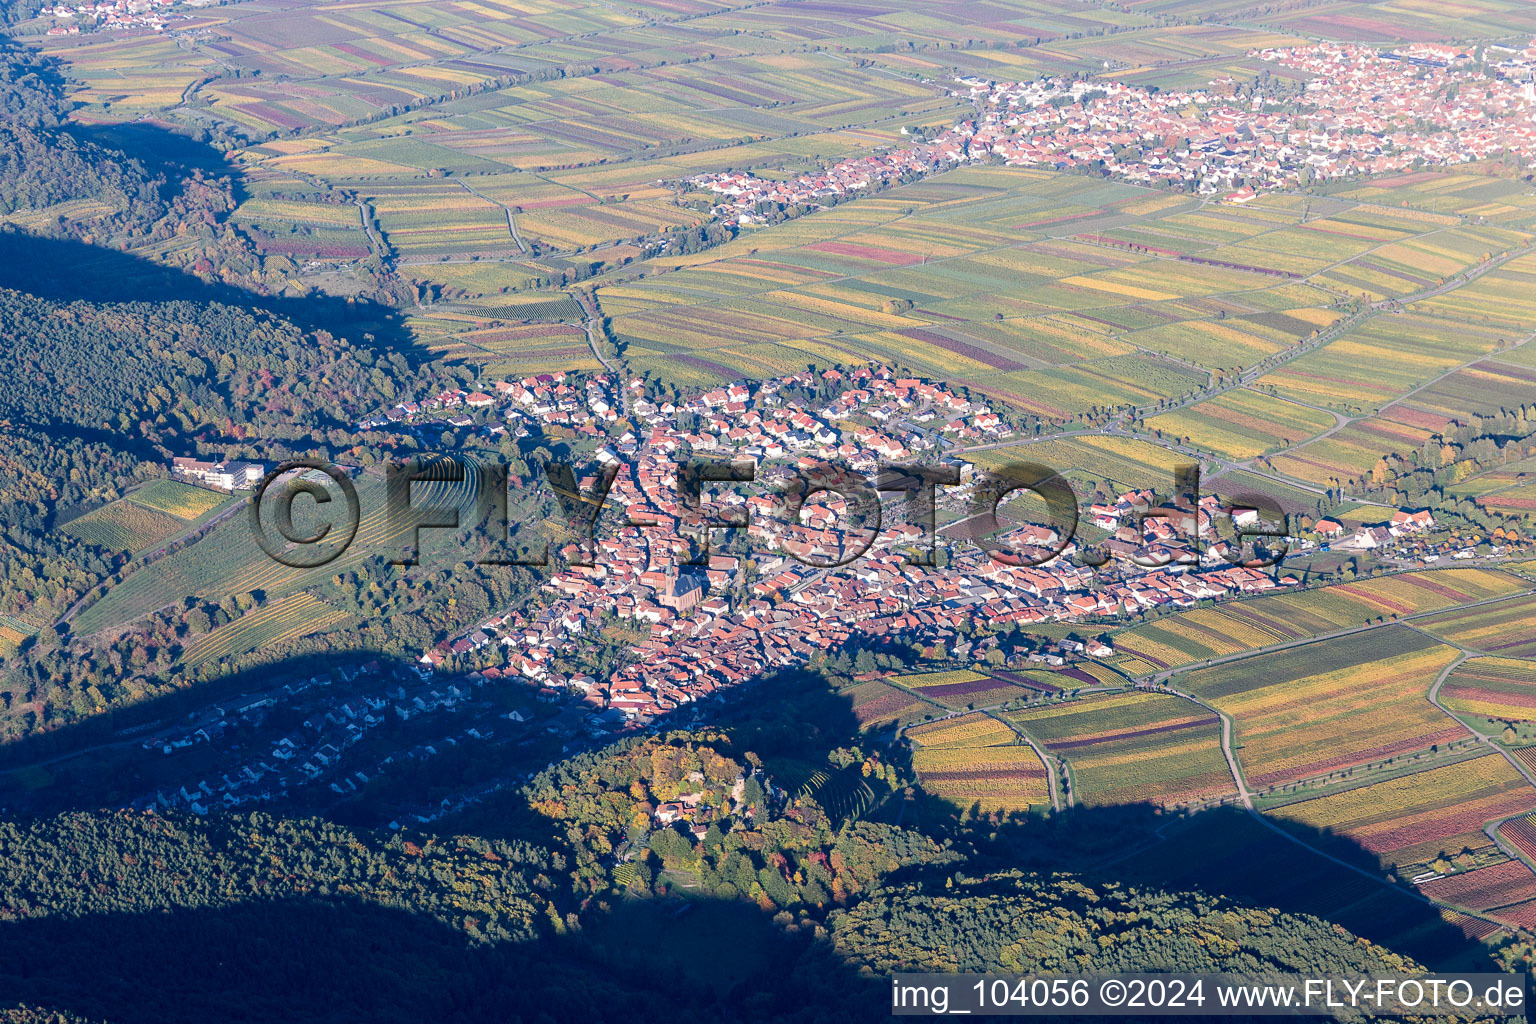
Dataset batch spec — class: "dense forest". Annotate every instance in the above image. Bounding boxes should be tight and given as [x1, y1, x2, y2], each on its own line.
[0, 287, 403, 451]
[0, 707, 1444, 1024]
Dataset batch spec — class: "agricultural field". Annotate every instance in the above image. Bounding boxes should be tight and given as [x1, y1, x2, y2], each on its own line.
[894, 669, 1034, 709]
[1179, 627, 1469, 788]
[365, 182, 517, 257]
[1006, 691, 1230, 807]
[594, 168, 1369, 403]
[30, 31, 215, 116]
[1421, 860, 1536, 916]
[127, 481, 230, 521]
[1415, 595, 1536, 659]
[1145, 388, 1338, 460]
[1333, 171, 1536, 224]
[966, 434, 1193, 494]
[1266, 754, 1536, 869]
[458, 294, 583, 322]
[1450, 453, 1536, 523]
[0, 615, 36, 657]
[61, 497, 193, 555]
[401, 260, 553, 300]
[1267, 358, 1536, 487]
[1108, 569, 1527, 675]
[230, 178, 374, 260]
[1498, 814, 1536, 865]
[1479, 485, 1536, 521]
[1254, 309, 1511, 421]
[1201, 469, 1326, 517]
[838, 677, 929, 730]
[71, 468, 479, 637]
[181, 593, 357, 670]
[906, 712, 1050, 813]
[1439, 659, 1536, 724]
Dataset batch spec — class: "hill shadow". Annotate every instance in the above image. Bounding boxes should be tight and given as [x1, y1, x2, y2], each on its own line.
[0, 652, 1503, 979]
[0, 896, 882, 1024]
[65, 120, 243, 190]
[0, 232, 422, 364]
[0, 651, 455, 815]
[955, 800, 1496, 972]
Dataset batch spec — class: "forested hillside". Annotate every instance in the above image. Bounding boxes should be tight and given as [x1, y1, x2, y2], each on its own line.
[0, 287, 399, 448]
[0, 36, 422, 646]
[0, 721, 1435, 1024]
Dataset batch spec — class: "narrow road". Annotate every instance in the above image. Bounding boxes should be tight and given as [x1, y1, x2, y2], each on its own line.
[459, 179, 529, 255]
[982, 709, 1062, 811]
[575, 289, 620, 378]
[1148, 683, 1251, 806]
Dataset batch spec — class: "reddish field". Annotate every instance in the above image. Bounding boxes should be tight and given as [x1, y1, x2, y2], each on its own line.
[804, 241, 922, 265]
[1498, 814, 1536, 861]
[1421, 859, 1536, 911]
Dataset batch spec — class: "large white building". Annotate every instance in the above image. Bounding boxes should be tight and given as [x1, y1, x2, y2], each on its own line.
[171, 457, 265, 491]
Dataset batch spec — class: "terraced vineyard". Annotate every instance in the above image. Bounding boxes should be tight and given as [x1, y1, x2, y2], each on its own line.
[71, 467, 479, 636]
[181, 593, 357, 670]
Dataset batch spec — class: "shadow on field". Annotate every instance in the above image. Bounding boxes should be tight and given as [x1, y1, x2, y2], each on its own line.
[0, 651, 1497, 1016]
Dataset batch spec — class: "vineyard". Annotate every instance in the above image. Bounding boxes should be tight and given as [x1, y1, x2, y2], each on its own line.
[1145, 388, 1336, 461]
[72, 468, 479, 636]
[1268, 356, 1536, 489]
[1421, 860, 1536, 914]
[1497, 814, 1536, 863]
[0, 615, 35, 656]
[181, 593, 357, 670]
[62, 498, 190, 554]
[896, 669, 1034, 709]
[907, 712, 1049, 813]
[1266, 754, 1536, 868]
[128, 480, 230, 521]
[1416, 595, 1536, 658]
[1007, 691, 1230, 807]
[1108, 569, 1527, 674]
[795, 764, 881, 824]
[1180, 628, 1468, 788]
[1439, 658, 1536, 722]
[459, 295, 584, 322]
[838, 678, 928, 730]
[1256, 310, 1509, 421]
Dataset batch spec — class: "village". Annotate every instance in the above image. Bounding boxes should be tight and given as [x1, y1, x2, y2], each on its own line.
[103, 357, 1488, 827]
[399, 364, 1457, 726]
[686, 40, 1536, 220]
[39, 0, 218, 35]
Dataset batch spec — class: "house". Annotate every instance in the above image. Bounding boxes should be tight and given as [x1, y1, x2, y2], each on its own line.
[1389, 509, 1435, 534]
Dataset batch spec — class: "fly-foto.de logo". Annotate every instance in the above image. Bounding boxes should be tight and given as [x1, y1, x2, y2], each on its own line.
[246, 455, 1289, 572]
